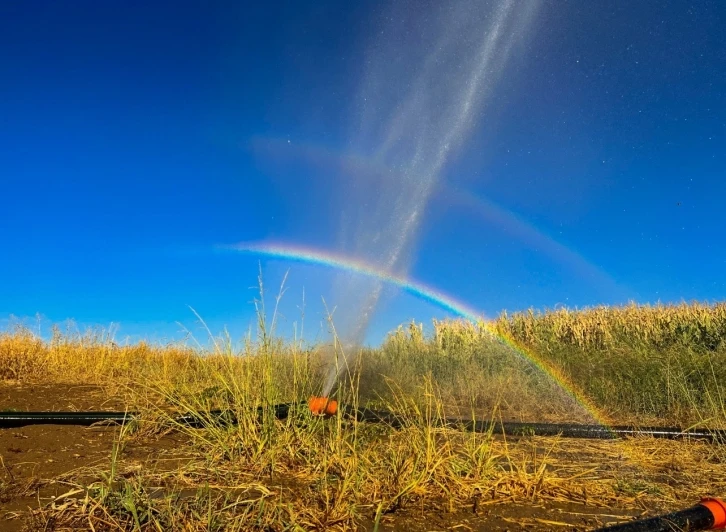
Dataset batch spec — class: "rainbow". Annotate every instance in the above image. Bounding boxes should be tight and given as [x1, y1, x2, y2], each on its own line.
[220, 242, 483, 322]
[249, 135, 626, 300]
[219, 241, 613, 428]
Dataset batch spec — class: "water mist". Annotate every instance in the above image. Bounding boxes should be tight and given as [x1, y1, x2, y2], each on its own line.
[323, 0, 541, 395]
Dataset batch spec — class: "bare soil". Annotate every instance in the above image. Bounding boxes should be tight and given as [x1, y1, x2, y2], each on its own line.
[0, 383, 672, 531]
[0, 383, 189, 531]
[363, 501, 644, 531]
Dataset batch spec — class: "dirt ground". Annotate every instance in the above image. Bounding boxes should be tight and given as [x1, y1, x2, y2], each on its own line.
[0, 383, 660, 531]
[0, 384, 191, 531]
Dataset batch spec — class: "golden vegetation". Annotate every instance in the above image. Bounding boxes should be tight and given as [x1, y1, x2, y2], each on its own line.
[491, 301, 726, 425]
[494, 301, 726, 351]
[1, 300, 726, 530]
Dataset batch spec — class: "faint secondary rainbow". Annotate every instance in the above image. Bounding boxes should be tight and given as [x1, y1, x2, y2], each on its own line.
[250, 135, 629, 303]
[221, 241, 613, 428]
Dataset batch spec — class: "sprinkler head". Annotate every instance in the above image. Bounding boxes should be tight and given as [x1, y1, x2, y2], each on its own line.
[308, 396, 338, 417]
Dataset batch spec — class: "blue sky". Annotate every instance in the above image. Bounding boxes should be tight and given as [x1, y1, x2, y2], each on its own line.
[1, 1, 724, 346]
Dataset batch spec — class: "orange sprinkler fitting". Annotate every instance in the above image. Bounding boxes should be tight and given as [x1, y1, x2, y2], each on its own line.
[702, 498, 726, 529]
[308, 396, 338, 417]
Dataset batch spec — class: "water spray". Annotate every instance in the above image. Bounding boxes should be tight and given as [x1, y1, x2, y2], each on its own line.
[322, 0, 542, 396]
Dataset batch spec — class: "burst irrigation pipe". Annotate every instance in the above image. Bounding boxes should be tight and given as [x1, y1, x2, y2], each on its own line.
[2, 397, 726, 443]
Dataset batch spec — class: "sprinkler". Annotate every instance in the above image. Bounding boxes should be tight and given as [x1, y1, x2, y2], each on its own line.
[308, 396, 338, 417]
[594, 498, 726, 531]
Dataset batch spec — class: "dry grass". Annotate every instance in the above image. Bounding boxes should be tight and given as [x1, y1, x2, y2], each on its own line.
[490, 301, 726, 426]
[494, 301, 726, 351]
[25, 430, 725, 531]
[2, 299, 726, 530]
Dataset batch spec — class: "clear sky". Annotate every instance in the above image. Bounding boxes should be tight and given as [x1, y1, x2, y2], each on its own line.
[1, 1, 724, 346]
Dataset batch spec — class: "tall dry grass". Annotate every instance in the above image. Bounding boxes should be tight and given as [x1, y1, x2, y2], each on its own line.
[3, 300, 726, 529]
[489, 301, 726, 425]
[2, 300, 726, 425]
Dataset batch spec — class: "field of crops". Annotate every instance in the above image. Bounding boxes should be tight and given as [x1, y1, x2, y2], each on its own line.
[1, 301, 726, 530]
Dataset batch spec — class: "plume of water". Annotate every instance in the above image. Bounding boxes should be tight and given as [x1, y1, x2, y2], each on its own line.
[323, 0, 541, 395]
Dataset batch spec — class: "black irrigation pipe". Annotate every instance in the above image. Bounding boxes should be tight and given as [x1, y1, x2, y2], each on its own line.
[348, 406, 726, 443]
[2, 403, 726, 443]
[593, 498, 726, 531]
[0, 403, 298, 429]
